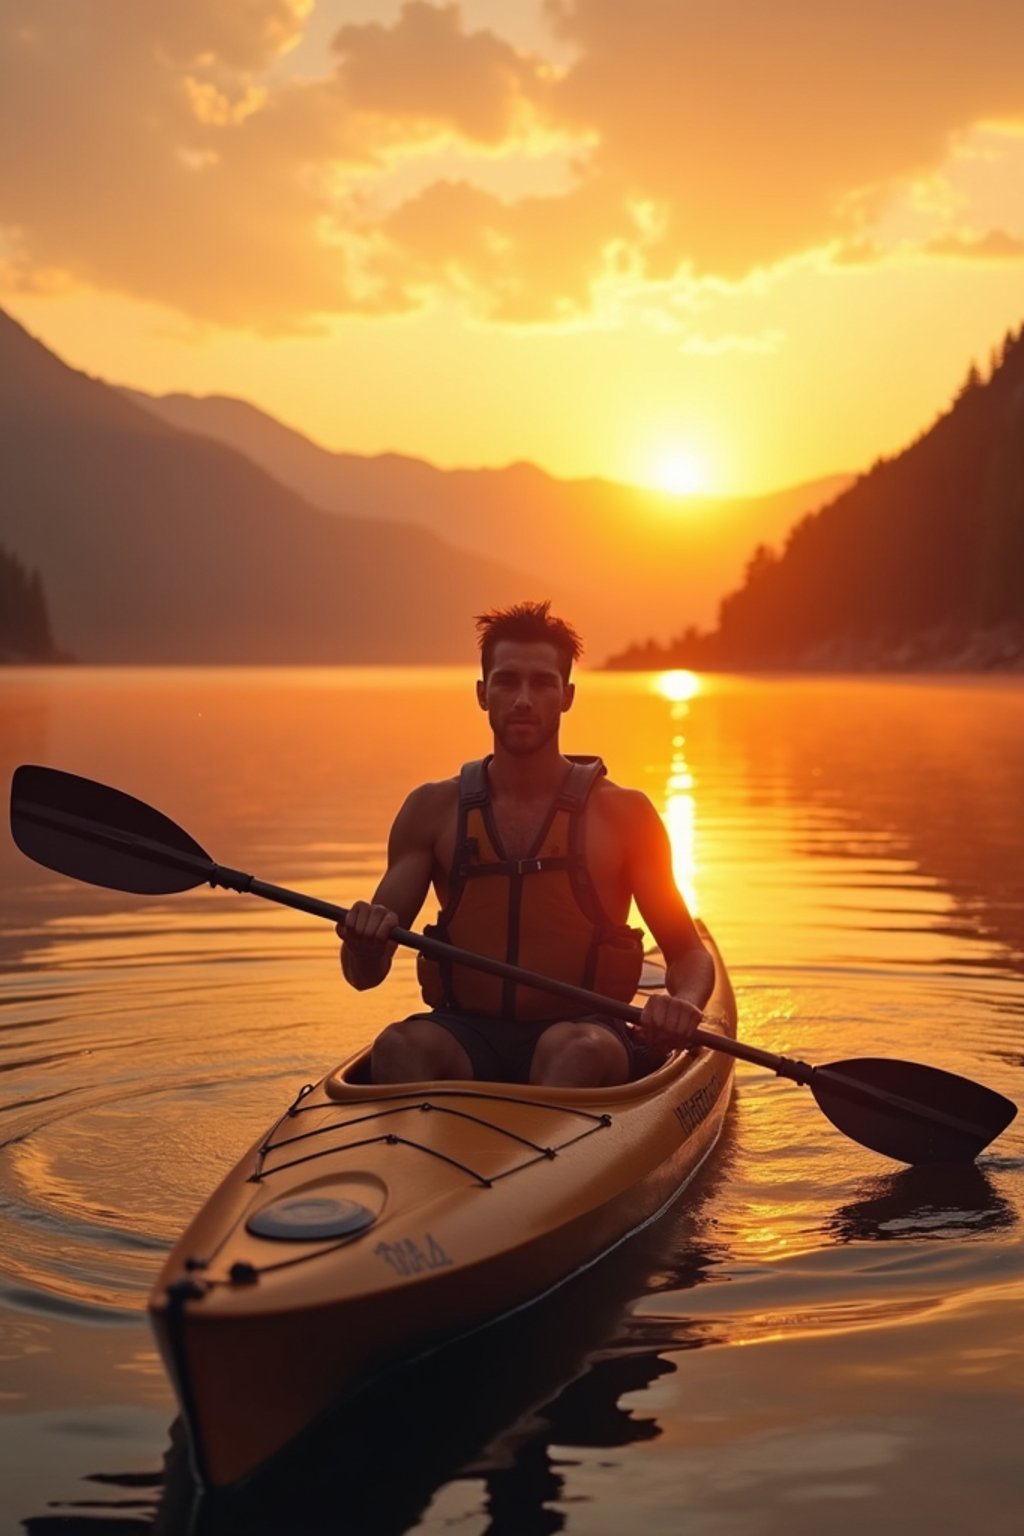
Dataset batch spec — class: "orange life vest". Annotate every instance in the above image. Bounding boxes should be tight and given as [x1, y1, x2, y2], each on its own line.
[417, 756, 645, 1021]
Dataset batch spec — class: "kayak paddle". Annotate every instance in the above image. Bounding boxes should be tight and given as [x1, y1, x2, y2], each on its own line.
[9, 764, 1017, 1167]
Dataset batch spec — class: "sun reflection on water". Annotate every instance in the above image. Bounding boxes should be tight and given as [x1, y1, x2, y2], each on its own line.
[653, 671, 701, 911]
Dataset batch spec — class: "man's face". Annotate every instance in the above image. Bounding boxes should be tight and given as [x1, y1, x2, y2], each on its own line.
[477, 639, 574, 755]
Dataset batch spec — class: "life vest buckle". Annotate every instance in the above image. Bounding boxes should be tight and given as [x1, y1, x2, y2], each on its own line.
[515, 858, 544, 875]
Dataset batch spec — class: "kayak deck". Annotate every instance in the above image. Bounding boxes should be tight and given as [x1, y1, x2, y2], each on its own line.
[149, 924, 737, 1488]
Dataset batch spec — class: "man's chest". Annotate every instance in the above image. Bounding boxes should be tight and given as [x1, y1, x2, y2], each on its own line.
[431, 801, 630, 918]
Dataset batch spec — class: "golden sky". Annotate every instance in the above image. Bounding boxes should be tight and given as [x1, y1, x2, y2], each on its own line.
[3, 0, 1024, 494]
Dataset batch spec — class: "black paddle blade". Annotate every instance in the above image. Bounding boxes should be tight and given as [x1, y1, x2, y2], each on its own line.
[811, 1057, 1018, 1166]
[10, 765, 215, 895]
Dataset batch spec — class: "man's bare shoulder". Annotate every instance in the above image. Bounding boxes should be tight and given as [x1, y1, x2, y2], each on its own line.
[395, 777, 459, 823]
[591, 777, 658, 826]
[386, 778, 458, 859]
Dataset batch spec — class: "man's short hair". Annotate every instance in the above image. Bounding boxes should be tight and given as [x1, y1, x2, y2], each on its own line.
[475, 600, 583, 682]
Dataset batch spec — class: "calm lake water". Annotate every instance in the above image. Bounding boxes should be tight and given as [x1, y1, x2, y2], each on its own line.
[1, 667, 1022, 1536]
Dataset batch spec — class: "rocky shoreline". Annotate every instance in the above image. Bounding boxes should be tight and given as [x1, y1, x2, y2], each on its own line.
[0, 647, 75, 665]
[603, 622, 1024, 673]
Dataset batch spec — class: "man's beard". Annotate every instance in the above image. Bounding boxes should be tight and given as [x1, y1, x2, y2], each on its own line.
[492, 712, 561, 755]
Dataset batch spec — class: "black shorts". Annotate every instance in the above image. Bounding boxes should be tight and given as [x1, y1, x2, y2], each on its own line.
[402, 1008, 654, 1084]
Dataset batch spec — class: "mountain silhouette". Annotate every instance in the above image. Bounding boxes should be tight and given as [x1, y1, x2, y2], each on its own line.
[609, 325, 1024, 670]
[0, 310, 543, 663]
[123, 386, 850, 648]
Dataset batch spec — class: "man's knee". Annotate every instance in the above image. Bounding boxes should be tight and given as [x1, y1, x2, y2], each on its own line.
[371, 1018, 473, 1084]
[530, 1022, 629, 1087]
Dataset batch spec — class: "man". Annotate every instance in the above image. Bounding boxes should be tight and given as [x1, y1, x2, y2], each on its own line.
[339, 600, 713, 1086]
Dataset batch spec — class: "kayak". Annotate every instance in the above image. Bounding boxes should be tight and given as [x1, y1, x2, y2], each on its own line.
[148, 922, 737, 1489]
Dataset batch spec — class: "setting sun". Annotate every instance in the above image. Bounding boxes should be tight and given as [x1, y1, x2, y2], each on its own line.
[652, 450, 710, 497]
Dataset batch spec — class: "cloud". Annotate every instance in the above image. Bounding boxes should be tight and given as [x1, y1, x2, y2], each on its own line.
[2, 1, 1024, 329]
[543, 0, 1024, 278]
[829, 239, 887, 268]
[680, 329, 786, 357]
[332, 1, 556, 145]
[926, 228, 1024, 260]
[0, 2, 359, 328]
[377, 174, 658, 321]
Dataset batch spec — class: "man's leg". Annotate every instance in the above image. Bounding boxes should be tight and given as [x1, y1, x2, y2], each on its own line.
[529, 1021, 630, 1088]
[371, 1018, 475, 1083]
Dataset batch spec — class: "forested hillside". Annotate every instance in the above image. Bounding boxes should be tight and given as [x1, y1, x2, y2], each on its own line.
[610, 325, 1024, 670]
[0, 539, 59, 661]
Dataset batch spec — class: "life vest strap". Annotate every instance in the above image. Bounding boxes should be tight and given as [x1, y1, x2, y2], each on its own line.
[458, 759, 492, 806]
[555, 756, 606, 808]
[459, 756, 606, 812]
[457, 855, 577, 878]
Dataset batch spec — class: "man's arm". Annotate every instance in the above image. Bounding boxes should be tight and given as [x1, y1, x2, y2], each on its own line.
[622, 792, 714, 1050]
[338, 785, 439, 991]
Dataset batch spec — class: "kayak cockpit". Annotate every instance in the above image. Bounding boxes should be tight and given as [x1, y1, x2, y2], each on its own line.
[326, 933, 734, 1101]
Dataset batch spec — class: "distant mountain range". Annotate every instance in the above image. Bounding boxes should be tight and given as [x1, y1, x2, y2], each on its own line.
[608, 326, 1024, 670]
[123, 387, 850, 653]
[0, 305, 847, 663]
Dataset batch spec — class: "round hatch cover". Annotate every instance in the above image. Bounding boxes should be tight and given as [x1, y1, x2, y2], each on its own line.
[247, 1195, 377, 1242]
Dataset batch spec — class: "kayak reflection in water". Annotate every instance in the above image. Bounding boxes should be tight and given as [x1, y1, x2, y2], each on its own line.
[337, 600, 713, 1086]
